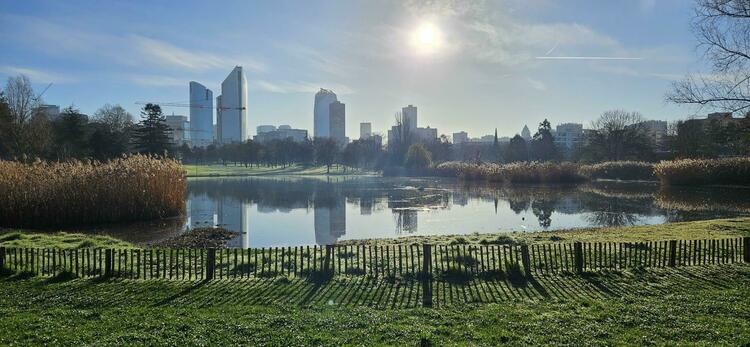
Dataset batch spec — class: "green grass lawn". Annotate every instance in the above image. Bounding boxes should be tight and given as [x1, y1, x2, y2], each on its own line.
[0, 231, 133, 249]
[1, 264, 749, 345]
[183, 163, 377, 177]
[344, 217, 750, 246]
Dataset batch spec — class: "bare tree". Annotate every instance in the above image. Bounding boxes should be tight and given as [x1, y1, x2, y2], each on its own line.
[2, 75, 51, 158]
[5, 75, 39, 125]
[667, 0, 750, 113]
[93, 104, 134, 132]
[587, 110, 652, 161]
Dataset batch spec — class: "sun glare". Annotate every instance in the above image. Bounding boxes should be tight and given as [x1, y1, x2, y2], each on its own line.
[411, 22, 442, 54]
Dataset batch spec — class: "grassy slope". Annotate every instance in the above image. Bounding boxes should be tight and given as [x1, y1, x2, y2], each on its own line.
[1, 264, 749, 345]
[0, 231, 133, 249]
[4, 218, 750, 249]
[183, 164, 376, 177]
[341, 217, 750, 245]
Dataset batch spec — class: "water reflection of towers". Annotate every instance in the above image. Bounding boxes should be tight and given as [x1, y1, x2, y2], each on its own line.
[313, 190, 347, 245]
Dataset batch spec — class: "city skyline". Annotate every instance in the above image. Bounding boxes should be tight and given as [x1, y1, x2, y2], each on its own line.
[1, 0, 713, 139]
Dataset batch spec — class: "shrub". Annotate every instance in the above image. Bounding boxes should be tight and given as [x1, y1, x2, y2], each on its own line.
[654, 157, 750, 186]
[580, 161, 656, 181]
[0, 155, 186, 228]
[404, 144, 432, 170]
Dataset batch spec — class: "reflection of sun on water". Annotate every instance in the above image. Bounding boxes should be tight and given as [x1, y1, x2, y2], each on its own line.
[411, 22, 442, 55]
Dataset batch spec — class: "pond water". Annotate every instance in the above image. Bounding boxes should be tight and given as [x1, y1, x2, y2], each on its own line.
[102, 176, 750, 247]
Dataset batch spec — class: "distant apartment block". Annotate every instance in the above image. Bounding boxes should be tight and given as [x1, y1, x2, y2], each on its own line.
[329, 100, 346, 144]
[253, 125, 308, 143]
[553, 123, 584, 153]
[256, 125, 277, 134]
[35, 104, 60, 120]
[452, 131, 468, 144]
[388, 104, 438, 144]
[360, 122, 372, 140]
[165, 115, 191, 146]
[638, 120, 668, 151]
[188, 81, 213, 147]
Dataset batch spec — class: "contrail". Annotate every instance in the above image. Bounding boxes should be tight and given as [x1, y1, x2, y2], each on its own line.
[544, 42, 559, 56]
[535, 56, 642, 60]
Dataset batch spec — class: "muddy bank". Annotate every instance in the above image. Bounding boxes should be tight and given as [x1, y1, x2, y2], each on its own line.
[152, 228, 240, 248]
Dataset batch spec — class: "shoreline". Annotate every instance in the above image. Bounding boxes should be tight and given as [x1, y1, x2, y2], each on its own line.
[3, 218, 749, 249]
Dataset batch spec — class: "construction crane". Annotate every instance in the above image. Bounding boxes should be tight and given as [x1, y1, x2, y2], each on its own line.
[33, 83, 53, 102]
[134, 101, 245, 111]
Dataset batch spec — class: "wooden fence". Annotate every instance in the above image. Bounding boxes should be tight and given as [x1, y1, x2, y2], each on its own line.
[1, 238, 749, 282]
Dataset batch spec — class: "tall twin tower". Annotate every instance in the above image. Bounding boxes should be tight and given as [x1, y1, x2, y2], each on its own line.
[189, 66, 249, 146]
[314, 88, 346, 143]
[190, 67, 344, 147]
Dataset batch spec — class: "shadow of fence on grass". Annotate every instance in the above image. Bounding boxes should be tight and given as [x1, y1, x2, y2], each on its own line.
[4, 264, 746, 309]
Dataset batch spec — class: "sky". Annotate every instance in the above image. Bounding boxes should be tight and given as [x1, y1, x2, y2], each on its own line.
[0, 0, 710, 139]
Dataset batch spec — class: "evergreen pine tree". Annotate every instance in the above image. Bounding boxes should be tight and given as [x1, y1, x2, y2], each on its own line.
[132, 104, 172, 155]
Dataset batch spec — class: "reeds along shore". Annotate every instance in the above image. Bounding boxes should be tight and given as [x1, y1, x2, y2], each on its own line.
[654, 157, 750, 186]
[431, 158, 750, 186]
[0, 155, 186, 228]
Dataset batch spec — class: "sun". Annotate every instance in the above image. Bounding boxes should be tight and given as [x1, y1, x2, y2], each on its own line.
[411, 22, 442, 54]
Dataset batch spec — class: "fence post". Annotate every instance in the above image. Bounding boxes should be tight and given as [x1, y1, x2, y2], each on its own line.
[0, 247, 5, 273]
[324, 245, 333, 275]
[574, 242, 583, 273]
[104, 249, 113, 277]
[422, 244, 432, 308]
[206, 248, 216, 281]
[668, 240, 677, 267]
[743, 237, 750, 263]
[520, 245, 531, 275]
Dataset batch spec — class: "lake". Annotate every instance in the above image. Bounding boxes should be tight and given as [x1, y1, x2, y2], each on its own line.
[102, 176, 750, 247]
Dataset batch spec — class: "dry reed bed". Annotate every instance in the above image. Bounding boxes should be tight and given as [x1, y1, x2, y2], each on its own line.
[654, 157, 750, 186]
[0, 155, 186, 228]
[432, 162, 586, 184]
[579, 161, 656, 181]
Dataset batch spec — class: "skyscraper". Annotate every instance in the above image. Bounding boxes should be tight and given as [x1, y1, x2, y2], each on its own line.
[216, 66, 248, 144]
[360, 122, 372, 140]
[189, 81, 213, 147]
[521, 125, 531, 141]
[329, 100, 346, 143]
[313, 88, 337, 138]
[402, 105, 418, 132]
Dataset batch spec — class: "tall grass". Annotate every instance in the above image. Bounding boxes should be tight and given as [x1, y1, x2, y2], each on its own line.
[654, 157, 750, 186]
[579, 161, 656, 181]
[432, 161, 586, 184]
[0, 155, 186, 228]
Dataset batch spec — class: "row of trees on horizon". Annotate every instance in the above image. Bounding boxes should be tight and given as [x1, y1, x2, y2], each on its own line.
[1, 73, 748, 172]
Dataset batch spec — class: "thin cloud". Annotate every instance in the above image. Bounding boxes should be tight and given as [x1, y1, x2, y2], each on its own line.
[2, 14, 266, 74]
[536, 56, 642, 60]
[252, 80, 354, 95]
[130, 36, 266, 72]
[526, 78, 547, 91]
[127, 75, 186, 87]
[0, 65, 75, 83]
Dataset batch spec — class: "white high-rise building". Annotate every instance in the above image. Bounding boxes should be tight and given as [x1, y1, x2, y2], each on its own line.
[189, 81, 213, 147]
[314, 88, 338, 138]
[216, 66, 249, 143]
[402, 105, 418, 132]
[360, 122, 372, 140]
[554, 123, 584, 151]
